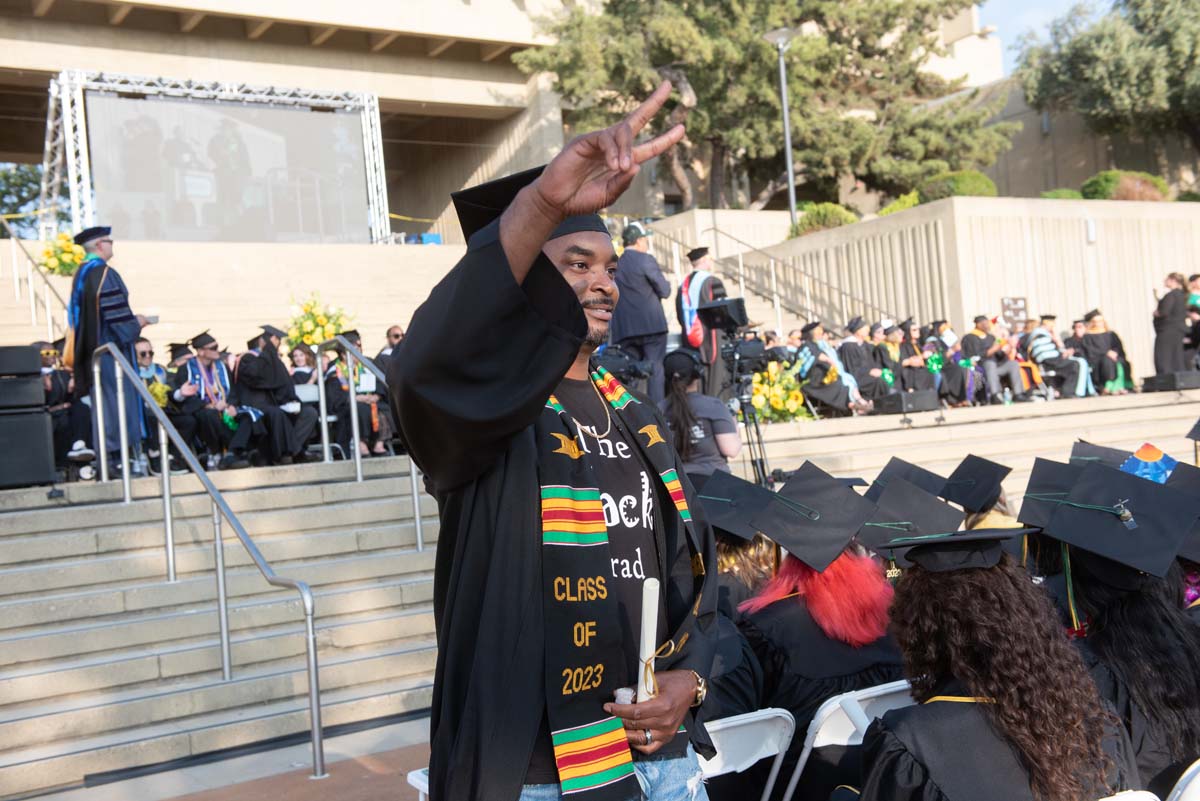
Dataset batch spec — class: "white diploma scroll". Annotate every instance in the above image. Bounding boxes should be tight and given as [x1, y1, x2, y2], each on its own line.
[637, 577, 660, 701]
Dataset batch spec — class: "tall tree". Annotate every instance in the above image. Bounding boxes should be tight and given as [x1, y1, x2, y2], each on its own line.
[515, 0, 1018, 209]
[0, 163, 66, 239]
[1017, 0, 1200, 155]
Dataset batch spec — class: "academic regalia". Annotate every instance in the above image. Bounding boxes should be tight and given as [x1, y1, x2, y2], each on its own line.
[290, 366, 315, 385]
[838, 340, 890, 400]
[860, 677, 1139, 801]
[1154, 287, 1188, 375]
[388, 169, 718, 801]
[235, 341, 317, 461]
[323, 360, 376, 455]
[924, 336, 971, 405]
[898, 340, 935, 392]
[1080, 331, 1132, 391]
[699, 614, 768, 801]
[676, 267, 729, 397]
[797, 341, 852, 412]
[169, 353, 262, 457]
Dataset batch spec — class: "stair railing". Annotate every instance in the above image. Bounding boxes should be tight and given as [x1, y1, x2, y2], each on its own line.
[315, 335, 425, 552]
[92, 342, 327, 780]
[1, 217, 69, 342]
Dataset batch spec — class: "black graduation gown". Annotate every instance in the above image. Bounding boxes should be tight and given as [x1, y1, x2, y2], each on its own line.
[838, 341, 890, 401]
[925, 338, 970, 405]
[716, 570, 758, 621]
[1154, 288, 1187, 374]
[235, 345, 317, 460]
[860, 677, 1139, 801]
[734, 598, 904, 801]
[898, 342, 935, 392]
[388, 219, 718, 801]
[800, 342, 852, 412]
[700, 613, 767, 801]
[1080, 331, 1131, 387]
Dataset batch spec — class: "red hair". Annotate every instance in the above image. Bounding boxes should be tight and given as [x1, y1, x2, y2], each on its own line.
[739, 550, 893, 647]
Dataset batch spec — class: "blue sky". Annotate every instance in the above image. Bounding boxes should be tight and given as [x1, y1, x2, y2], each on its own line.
[978, 0, 1089, 74]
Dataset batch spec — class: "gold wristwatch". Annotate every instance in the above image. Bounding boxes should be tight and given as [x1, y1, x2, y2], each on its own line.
[690, 671, 708, 708]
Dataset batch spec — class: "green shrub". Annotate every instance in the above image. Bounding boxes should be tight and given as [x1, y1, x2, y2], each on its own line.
[1080, 169, 1169, 201]
[1178, 190, 1200, 202]
[789, 203, 858, 238]
[878, 190, 920, 216]
[1041, 188, 1084, 200]
[916, 170, 998, 203]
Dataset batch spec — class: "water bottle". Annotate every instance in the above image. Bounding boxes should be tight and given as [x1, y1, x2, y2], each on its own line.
[1002, 387, 1013, 406]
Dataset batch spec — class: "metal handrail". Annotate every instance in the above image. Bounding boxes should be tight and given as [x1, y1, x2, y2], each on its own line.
[315, 335, 425, 552]
[1, 216, 69, 341]
[91, 342, 327, 779]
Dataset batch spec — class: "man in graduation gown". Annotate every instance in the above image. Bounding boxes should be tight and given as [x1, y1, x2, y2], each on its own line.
[236, 325, 318, 464]
[169, 331, 261, 469]
[389, 83, 718, 801]
[67, 226, 150, 471]
[960, 315, 1027, 404]
[675, 247, 729, 397]
[837, 317, 890, 401]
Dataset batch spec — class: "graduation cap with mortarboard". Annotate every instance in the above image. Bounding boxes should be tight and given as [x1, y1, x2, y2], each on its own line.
[189, 330, 217, 350]
[260, 324, 286, 340]
[1188, 418, 1200, 443]
[941, 454, 1011, 514]
[687, 247, 709, 263]
[1164, 461, 1200, 563]
[858, 477, 965, 564]
[750, 461, 878, 572]
[877, 528, 1035, 574]
[864, 457, 947, 503]
[696, 470, 775, 542]
[1069, 440, 1133, 470]
[450, 166, 610, 242]
[168, 343, 192, 363]
[1019, 458, 1085, 529]
[245, 336, 262, 351]
[845, 316, 866, 334]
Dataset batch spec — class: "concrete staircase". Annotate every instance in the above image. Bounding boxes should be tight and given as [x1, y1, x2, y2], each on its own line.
[743, 390, 1200, 506]
[0, 457, 438, 799]
[0, 247, 66, 348]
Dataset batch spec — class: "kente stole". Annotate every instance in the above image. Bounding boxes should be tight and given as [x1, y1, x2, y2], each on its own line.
[535, 366, 702, 800]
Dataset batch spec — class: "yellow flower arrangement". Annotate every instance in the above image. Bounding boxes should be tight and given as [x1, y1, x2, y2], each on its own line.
[41, 232, 88, 277]
[745, 359, 814, 423]
[286, 292, 353, 352]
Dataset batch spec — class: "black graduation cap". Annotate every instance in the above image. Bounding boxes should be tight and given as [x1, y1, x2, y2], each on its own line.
[1039, 313, 1057, 322]
[1083, 309, 1102, 322]
[51, 336, 65, 352]
[845, 316, 865, 334]
[899, 317, 915, 331]
[1069, 441, 1132, 470]
[168, 343, 192, 362]
[753, 461, 878, 572]
[879, 528, 1034, 573]
[73, 225, 111, 245]
[800, 321, 822, 335]
[929, 319, 947, 330]
[1165, 462, 1200, 563]
[245, 336, 262, 351]
[941, 454, 1011, 513]
[836, 477, 868, 489]
[340, 329, 361, 343]
[858, 477, 965, 553]
[260, 324, 286, 339]
[1043, 463, 1200, 577]
[686, 247, 709, 262]
[696, 470, 774, 542]
[189, 330, 217, 350]
[1187, 418, 1200, 442]
[865, 457, 947, 503]
[1018, 458, 1084, 529]
[449, 166, 608, 242]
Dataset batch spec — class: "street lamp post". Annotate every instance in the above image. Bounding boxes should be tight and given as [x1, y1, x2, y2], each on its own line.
[764, 28, 799, 229]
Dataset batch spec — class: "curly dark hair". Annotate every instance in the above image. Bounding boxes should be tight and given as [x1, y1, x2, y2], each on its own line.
[891, 554, 1112, 801]
[1073, 559, 1200, 762]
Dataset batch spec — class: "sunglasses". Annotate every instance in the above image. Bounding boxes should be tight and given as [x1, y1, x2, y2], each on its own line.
[136, 350, 154, 357]
[41, 349, 59, 357]
[389, 334, 404, 341]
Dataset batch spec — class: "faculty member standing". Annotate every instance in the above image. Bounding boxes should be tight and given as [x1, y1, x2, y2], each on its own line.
[611, 221, 671, 404]
[390, 83, 718, 801]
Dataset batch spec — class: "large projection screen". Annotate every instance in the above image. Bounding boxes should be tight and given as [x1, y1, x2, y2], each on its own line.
[84, 93, 372, 243]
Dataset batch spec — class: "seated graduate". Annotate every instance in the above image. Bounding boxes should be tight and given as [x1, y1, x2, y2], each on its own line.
[872, 321, 903, 383]
[236, 325, 318, 465]
[324, 329, 393, 457]
[694, 471, 776, 620]
[164, 342, 193, 378]
[897, 319, 935, 392]
[1025, 314, 1093, 398]
[921, 321, 974, 407]
[728, 464, 904, 801]
[797, 321, 871, 414]
[134, 337, 191, 473]
[169, 331, 263, 470]
[837, 316, 891, 401]
[659, 349, 741, 481]
[1079, 309, 1134, 395]
[859, 526, 1140, 801]
[1031, 462, 1200, 798]
[288, 344, 317, 385]
[939, 454, 1018, 531]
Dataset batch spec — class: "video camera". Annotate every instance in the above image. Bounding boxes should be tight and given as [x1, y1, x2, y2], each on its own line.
[595, 345, 655, 385]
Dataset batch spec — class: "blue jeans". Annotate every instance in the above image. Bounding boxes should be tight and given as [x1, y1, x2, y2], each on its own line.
[519, 744, 709, 801]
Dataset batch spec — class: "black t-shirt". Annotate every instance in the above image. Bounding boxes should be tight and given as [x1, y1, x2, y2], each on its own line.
[658, 392, 736, 477]
[525, 376, 684, 784]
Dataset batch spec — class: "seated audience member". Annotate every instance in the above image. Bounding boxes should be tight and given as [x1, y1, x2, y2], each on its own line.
[786, 328, 805, 351]
[659, 349, 741, 480]
[697, 471, 778, 619]
[922, 321, 974, 406]
[861, 529, 1139, 801]
[169, 331, 261, 470]
[1079, 309, 1133, 394]
[1025, 315, 1092, 398]
[37, 340, 94, 473]
[960, 315, 1027, 404]
[731, 467, 902, 801]
[164, 343, 193, 377]
[289, 345, 317, 385]
[898, 318, 935, 392]
[236, 326, 319, 465]
[324, 329, 390, 457]
[1063, 319, 1086, 354]
[797, 321, 871, 414]
[373, 324, 405, 372]
[134, 337, 191, 473]
[838, 317, 891, 401]
[872, 321, 903, 380]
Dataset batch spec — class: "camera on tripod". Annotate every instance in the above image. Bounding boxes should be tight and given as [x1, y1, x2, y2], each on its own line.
[595, 345, 655, 385]
[697, 298, 770, 379]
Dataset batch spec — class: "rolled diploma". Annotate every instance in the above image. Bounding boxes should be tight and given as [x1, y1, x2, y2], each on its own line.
[637, 577, 660, 702]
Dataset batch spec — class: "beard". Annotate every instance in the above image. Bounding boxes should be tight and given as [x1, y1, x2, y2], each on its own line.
[583, 323, 607, 350]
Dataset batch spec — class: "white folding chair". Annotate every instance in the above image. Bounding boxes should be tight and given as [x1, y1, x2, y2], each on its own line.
[1167, 756, 1200, 801]
[781, 680, 914, 801]
[698, 708, 796, 801]
[1099, 792, 1161, 801]
[407, 766, 430, 801]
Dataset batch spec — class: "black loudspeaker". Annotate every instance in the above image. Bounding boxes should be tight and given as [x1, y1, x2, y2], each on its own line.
[875, 389, 940, 415]
[0, 411, 56, 488]
[0, 346, 40, 375]
[0, 376, 44, 409]
[1142, 371, 1200, 392]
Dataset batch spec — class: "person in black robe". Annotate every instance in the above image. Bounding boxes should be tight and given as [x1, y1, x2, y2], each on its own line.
[860, 530, 1139, 801]
[676, 247, 729, 397]
[1079, 310, 1133, 394]
[236, 326, 318, 464]
[1154, 272, 1188, 375]
[37, 340, 93, 471]
[898, 319, 935, 392]
[322, 329, 390, 458]
[168, 331, 261, 469]
[923, 321, 971, 406]
[388, 84, 720, 801]
[837, 317, 890, 401]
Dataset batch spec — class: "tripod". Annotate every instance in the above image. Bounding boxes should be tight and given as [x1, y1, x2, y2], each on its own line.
[726, 358, 772, 488]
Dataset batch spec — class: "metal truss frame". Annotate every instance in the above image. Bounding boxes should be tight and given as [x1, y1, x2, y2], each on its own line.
[40, 69, 391, 242]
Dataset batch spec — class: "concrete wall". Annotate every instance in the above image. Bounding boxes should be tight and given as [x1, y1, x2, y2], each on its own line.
[733, 197, 1200, 378]
[0, 239, 465, 357]
[645, 209, 793, 258]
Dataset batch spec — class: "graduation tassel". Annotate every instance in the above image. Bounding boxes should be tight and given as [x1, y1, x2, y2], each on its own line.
[885, 556, 901, 583]
[1061, 543, 1084, 637]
